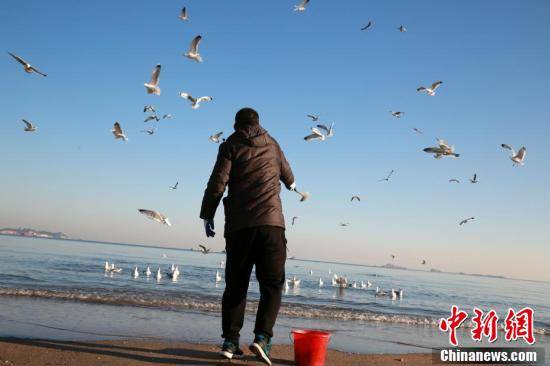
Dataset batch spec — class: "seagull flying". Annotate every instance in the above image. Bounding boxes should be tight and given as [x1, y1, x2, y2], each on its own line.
[421, 259, 427, 265]
[470, 174, 478, 183]
[423, 138, 460, 158]
[22, 119, 37, 132]
[178, 7, 188, 21]
[390, 254, 396, 260]
[379, 170, 394, 182]
[162, 114, 173, 120]
[291, 216, 298, 226]
[417, 81, 443, 96]
[304, 127, 326, 142]
[389, 111, 404, 118]
[340, 222, 350, 227]
[501, 144, 527, 166]
[459, 217, 475, 226]
[170, 182, 179, 190]
[144, 64, 161, 95]
[209, 131, 224, 143]
[398, 25, 407, 33]
[184, 35, 203, 62]
[198, 245, 211, 254]
[294, 0, 310, 12]
[350, 196, 361, 202]
[8, 52, 47, 77]
[141, 128, 155, 135]
[316, 123, 334, 137]
[138, 209, 171, 226]
[144, 115, 160, 123]
[449, 178, 460, 183]
[412, 127, 423, 134]
[361, 21, 373, 31]
[306, 114, 320, 122]
[111, 122, 127, 141]
[143, 105, 156, 113]
[179, 92, 213, 109]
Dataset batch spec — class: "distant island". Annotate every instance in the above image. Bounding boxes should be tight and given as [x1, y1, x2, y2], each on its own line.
[0, 227, 68, 240]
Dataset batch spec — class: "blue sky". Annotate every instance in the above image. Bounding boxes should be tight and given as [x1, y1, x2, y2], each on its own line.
[1, 0, 549, 281]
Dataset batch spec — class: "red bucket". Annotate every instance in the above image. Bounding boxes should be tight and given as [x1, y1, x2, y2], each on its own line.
[290, 329, 331, 366]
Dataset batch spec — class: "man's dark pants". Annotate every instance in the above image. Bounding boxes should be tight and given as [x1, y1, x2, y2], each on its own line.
[222, 225, 287, 343]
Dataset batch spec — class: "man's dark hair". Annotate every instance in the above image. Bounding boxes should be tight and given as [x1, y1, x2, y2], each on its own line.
[235, 108, 259, 129]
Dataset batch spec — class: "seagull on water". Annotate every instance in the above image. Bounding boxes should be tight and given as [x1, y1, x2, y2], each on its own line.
[143, 266, 152, 277]
[178, 7, 188, 21]
[22, 119, 37, 132]
[459, 217, 475, 226]
[8, 52, 47, 76]
[501, 144, 527, 166]
[291, 216, 298, 225]
[132, 266, 139, 278]
[294, 0, 309, 12]
[306, 114, 320, 122]
[449, 178, 460, 183]
[216, 270, 222, 282]
[304, 127, 325, 142]
[379, 170, 394, 182]
[156, 267, 162, 281]
[209, 131, 224, 143]
[144, 115, 160, 123]
[398, 25, 407, 33]
[104, 261, 110, 271]
[111, 122, 127, 141]
[198, 244, 211, 254]
[138, 209, 171, 226]
[220, 260, 225, 268]
[470, 174, 478, 184]
[316, 123, 334, 137]
[144, 64, 161, 95]
[389, 111, 404, 118]
[179, 92, 213, 109]
[167, 266, 180, 280]
[361, 21, 373, 31]
[170, 182, 179, 190]
[423, 138, 460, 159]
[417, 81, 443, 96]
[184, 35, 203, 62]
[318, 277, 324, 287]
[350, 196, 361, 202]
[288, 276, 301, 287]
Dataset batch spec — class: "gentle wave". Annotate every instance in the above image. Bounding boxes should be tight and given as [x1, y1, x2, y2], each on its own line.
[0, 287, 547, 335]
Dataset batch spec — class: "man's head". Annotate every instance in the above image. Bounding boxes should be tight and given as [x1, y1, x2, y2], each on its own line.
[234, 108, 259, 130]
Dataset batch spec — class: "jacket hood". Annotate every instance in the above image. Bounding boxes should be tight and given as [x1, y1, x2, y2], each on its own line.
[234, 125, 268, 147]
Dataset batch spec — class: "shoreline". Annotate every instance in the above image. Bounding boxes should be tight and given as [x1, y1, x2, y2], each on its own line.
[0, 337, 440, 366]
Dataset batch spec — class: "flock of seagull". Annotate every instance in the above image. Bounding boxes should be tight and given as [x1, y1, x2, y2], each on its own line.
[9, 1, 529, 301]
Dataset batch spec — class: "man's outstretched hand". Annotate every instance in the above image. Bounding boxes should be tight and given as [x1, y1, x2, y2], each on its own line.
[204, 219, 216, 238]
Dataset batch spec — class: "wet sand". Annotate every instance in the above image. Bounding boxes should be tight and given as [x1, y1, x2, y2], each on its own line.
[0, 337, 438, 365]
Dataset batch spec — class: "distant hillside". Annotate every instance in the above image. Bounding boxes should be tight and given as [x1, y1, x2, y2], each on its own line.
[0, 227, 68, 240]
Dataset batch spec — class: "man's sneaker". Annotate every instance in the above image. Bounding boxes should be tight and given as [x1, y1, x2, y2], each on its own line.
[219, 340, 243, 360]
[249, 334, 272, 365]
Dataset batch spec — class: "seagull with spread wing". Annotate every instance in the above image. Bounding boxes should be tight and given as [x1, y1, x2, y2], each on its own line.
[459, 217, 475, 226]
[141, 128, 155, 135]
[144, 115, 160, 123]
[294, 0, 309, 12]
[412, 127, 423, 134]
[501, 144, 527, 166]
[316, 123, 334, 137]
[138, 209, 171, 226]
[291, 216, 298, 226]
[8, 52, 47, 77]
[209, 131, 224, 143]
[449, 178, 460, 183]
[179, 92, 213, 109]
[111, 122, 127, 141]
[361, 21, 373, 31]
[143, 105, 156, 113]
[417, 80, 443, 96]
[470, 174, 478, 184]
[423, 138, 460, 158]
[178, 7, 188, 21]
[306, 114, 320, 122]
[389, 111, 404, 118]
[184, 35, 203, 62]
[398, 25, 407, 33]
[198, 245, 211, 254]
[170, 182, 179, 190]
[144, 64, 161, 95]
[22, 119, 37, 132]
[350, 196, 361, 202]
[304, 127, 325, 142]
[379, 170, 394, 182]
[162, 114, 173, 120]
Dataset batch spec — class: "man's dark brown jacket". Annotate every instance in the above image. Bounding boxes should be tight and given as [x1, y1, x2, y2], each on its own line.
[200, 124, 294, 236]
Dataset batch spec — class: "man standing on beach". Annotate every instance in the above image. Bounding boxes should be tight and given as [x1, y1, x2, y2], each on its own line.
[200, 108, 295, 365]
